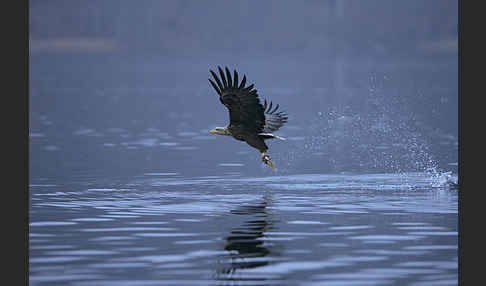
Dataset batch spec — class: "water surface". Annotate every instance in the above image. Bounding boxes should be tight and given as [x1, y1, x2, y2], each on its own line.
[29, 51, 458, 285]
[30, 171, 458, 286]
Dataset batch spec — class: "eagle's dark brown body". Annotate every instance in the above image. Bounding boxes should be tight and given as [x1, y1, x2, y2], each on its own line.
[228, 124, 268, 152]
[208, 66, 288, 170]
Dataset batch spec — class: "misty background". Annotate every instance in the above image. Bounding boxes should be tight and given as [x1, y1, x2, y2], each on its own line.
[29, 0, 458, 179]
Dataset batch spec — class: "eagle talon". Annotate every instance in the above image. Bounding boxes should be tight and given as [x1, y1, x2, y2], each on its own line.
[262, 153, 277, 171]
[208, 67, 287, 173]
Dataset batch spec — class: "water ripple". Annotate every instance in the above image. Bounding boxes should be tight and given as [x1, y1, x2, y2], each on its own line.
[29, 172, 457, 285]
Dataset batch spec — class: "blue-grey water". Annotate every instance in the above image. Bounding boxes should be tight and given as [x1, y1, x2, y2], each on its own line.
[29, 54, 458, 285]
[29, 108, 458, 285]
[30, 1, 458, 284]
[30, 170, 458, 286]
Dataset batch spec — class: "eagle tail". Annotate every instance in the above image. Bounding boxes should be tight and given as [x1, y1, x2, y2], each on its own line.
[258, 133, 286, 140]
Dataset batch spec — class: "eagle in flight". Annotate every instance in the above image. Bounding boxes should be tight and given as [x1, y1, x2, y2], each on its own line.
[208, 66, 288, 171]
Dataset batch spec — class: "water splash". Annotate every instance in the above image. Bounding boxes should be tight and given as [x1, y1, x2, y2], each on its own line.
[428, 170, 458, 189]
[273, 75, 455, 177]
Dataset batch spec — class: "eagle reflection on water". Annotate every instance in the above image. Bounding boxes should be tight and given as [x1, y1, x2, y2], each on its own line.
[214, 195, 281, 283]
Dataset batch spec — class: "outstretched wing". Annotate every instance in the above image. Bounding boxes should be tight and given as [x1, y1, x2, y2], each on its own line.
[262, 99, 288, 133]
[208, 66, 265, 133]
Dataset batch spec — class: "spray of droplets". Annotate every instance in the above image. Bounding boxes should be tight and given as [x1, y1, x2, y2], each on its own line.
[271, 74, 448, 179]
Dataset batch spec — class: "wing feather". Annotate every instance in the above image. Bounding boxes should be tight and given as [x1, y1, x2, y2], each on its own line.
[218, 66, 228, 88]
[233, 70, 238, 88]
[225, 67, 233, 88]
[239, 75, 246, 89]
[209, 66, 264, 132]
[208, 66, 288, 134]
[262, 100, 288, 133]
[210, 70, 224, 91]
[208, 79, 221, 95]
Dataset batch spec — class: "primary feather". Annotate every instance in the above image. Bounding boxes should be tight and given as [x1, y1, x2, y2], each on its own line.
[208, 66, 288, 154]
[209, 66, 267, 133]
[262, 99, 288, 133]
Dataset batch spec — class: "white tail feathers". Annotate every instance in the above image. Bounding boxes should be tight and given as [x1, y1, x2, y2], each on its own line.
[258, 133, 286, 140]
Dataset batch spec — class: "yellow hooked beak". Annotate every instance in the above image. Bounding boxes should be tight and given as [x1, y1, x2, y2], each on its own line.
[209, 129, 217, 134]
